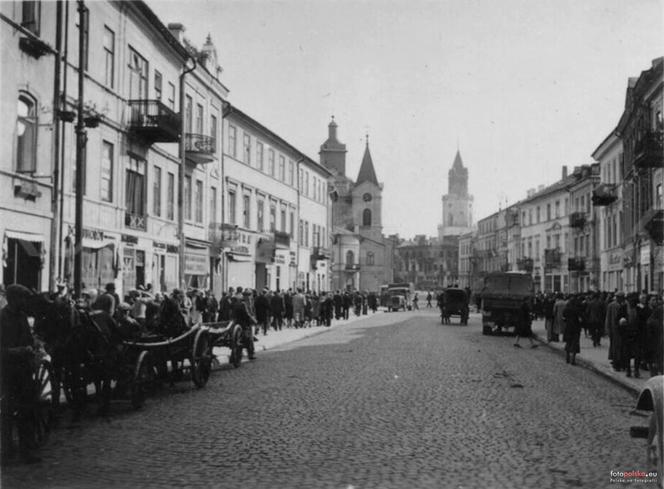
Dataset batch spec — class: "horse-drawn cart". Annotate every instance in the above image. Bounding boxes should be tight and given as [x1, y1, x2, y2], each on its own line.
[203, 321, 245, 368]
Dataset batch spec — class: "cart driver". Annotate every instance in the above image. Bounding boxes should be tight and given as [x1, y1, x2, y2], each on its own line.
[232, 288, 258, 361]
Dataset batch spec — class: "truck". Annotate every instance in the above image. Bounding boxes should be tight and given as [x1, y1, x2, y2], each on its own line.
[479, 272, 533, 335]
[386, 282, 414, 312]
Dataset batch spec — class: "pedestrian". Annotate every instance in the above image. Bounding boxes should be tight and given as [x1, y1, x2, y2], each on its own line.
[320, 292, 333, 326]
[563, 296, 583, 365]
[219, 291, 233, 322]
[412, 293, 419, 310]
[543, 293, 555, 342]
[342, 292, 351, 320]
[232, 288, 257, 361]
[284, 289, 294, 328]
[622, 293, 643, 378]
[333, 290, 343, 320]
[292, 288, 306, 328]
[426, 291, 432, 308]
[513, 299, 538, 348]
[551, 293, 567, 342]
[310, 293, 320, 326]
[585, 292, 606, 347]
[645, 298, 663, 376]
[605, 292, 627, 371]
[204, 291, 218, 323]
[0, 284, 41, 464]
[255, 289, 271, 335]
[270, 290, 284, 330]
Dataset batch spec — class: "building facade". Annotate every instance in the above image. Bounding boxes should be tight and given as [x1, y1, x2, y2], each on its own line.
[438, 150, 473, 239]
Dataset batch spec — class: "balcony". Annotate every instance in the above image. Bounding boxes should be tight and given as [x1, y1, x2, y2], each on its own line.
[592, 183, 618, 206]
[125, 212, 147, 231]
[568, 257, 586, 272]
[208, 223, 239, 245]
[517, 257, 534, 272]
[641, 209, 664, 245]
[128, 100, 180, 143]
[345, 263, 360, 271]
[544, 248, 562, 269]
[311, 246, 331, 260]
[634, 131, 663, 169]
[274, 231, 291, 249]
[569, 211, 587, 229]
[185, 133, 216, 165]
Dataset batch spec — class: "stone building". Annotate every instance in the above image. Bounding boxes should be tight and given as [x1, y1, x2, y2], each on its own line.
[438, 150, 473, 239]
[321, 119, 394, 292]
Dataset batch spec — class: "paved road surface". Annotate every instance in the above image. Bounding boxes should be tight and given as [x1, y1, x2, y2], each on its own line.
[2, 309, 653, 489]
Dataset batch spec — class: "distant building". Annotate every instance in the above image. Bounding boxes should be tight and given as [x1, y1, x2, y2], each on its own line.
[438, 150, 474, 239]
[394, 235, 458, 289]
[321, 118, 394, 292]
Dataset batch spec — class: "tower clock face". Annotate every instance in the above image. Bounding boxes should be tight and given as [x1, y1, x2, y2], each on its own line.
[363, 193, 372, 202]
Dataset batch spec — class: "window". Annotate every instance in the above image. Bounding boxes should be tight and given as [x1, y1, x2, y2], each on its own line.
[547, 204, 551, 221]
[657, 184, 662, 209]
[367, 252, 374, 266]
[126, 157, 146, 217]
[228, 125, 237, 158]
[195, 180, 203, 223]
[185, 95, 193, 133]
[72, 141, 87, 194]
[152, 166, 161, 216]
[210, 114, 218, 151]
[305, 172, 309, 196]
[210, 186, 217, 224]
[555, 201, 560, 218]
[16, 95, 37, 173]
[268, 149, 275, 176]
[167, 173, 174, 220]
[243, 133, 251, 164]
[154, 70, 162, 101]
[256, 142, 264, 171]
[21, 1, 41, 35]
[75, 8, 89, 71]
[195, 104, 204, 135]
[243, 194, 250, 228]
[363, 208, 372, 226]
[103, 27, 115, 88]
[280, 207, 286, 233]
[100, 141, 113, 202]
[290, 211, 295, 237]
[536, 206, 540, 223]
[167, 82, 175, 110]
[304, 221, 309, 247]
[312, 224, 320, 247]
[346, 250, 354, 265]
[269, 203, 276, 232]
[257, 199, 264, 231]
[279, 155, 285, 181]
[529, 209, 533, 226]
[228, 190, 236, 225]
[288, 160, 294, 186]
[298, 219, 304, 244]
[128, 47, 148, 99]
[184, 175, 192, 220]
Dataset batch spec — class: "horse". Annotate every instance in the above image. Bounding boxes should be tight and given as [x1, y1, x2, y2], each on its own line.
[27, 293, 120, 419]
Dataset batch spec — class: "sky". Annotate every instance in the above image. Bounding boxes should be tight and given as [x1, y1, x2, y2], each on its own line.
[148, 0, 662, 238]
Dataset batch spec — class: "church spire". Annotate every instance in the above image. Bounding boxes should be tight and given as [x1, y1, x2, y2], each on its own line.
[355, 136, 379, 187]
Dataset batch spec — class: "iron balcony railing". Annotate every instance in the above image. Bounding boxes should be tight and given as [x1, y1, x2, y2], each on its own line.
[185, 133, 216, 164]
[128, 100, 180, 143]
[125, 212, 147, 231]
[634, 131, 663, 169]
[569, 211, 587, 229]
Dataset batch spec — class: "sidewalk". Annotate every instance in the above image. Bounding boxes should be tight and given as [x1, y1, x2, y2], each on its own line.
[211, 310, 371, 367]
[530, 319, 648, 396]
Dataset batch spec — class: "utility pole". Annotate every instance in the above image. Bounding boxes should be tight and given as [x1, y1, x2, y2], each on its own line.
[73, 0, 87, 298]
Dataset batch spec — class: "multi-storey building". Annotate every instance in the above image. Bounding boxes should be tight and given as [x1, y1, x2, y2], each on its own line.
[457, 232, 474, 289]
[1, 0, 57, 291]
[394, 235, 458, 289]
[220, 104, 331, 292]
[592, 133, 624, 292]
[615, 57, 663, 293]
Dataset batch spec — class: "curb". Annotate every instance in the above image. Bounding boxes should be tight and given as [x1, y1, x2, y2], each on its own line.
[532, 333, 640, 397]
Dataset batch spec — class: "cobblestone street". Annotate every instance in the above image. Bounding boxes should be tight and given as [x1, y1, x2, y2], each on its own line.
[2, 310, 653, 489]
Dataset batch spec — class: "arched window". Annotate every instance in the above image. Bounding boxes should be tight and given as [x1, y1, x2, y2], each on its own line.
[363, 208, 372, 226]
[16, 94, 37, 172]
[346, 250, 354, 265]
[366, 251, 374, 266]
[448, 214, 454, 226]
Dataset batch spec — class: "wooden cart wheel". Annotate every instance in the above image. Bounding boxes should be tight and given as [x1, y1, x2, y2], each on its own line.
[31, 360, 55, 446]
[230, 325, 243, 368]
[130, 351, 155, 409]
[192, 330, 212, 388]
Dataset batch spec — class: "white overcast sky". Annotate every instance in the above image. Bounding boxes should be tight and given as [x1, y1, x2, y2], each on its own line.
[148, 0, 662, 238]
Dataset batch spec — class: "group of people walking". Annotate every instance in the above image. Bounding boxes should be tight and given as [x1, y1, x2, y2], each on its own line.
[536, 291, 663, 375]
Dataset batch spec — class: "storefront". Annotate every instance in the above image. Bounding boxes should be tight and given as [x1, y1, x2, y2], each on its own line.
[184, 239, 210, 290]
[2, 230, 44, 290]
[226, 244, 253, 289]
[152, 241, 179, 293]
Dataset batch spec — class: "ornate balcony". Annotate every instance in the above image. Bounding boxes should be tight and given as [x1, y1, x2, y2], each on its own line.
[345, 263, 360, 271]
[544, 248, 562, 269]
[185, 133, 216, 165]
[569, 211, 587, 229]
[568, 257, 586, 271]
[128, 100, 180, 143]
[209, 223, 239, 245]
[274, 231, 291, 249]
[592, 184, 618, 206]
[125, 212, 147, 231]
[311, 246, 331, 260]
[641, 209, 664, 245]
[634, 131, 663, 169]
[517, 257, 534, 272]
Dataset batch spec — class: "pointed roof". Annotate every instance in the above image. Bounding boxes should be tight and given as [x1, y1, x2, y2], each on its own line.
[452, 150, 464, 170]
[356, 137, 379, 186]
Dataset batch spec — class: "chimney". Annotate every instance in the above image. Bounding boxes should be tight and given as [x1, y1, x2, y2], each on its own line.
[168, 23, 185, 44]
[562, 165, 568, 179]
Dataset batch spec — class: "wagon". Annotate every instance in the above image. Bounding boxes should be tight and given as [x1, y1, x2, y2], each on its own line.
[122, 324, 213, 406]
[203, 321, 245, 368]
[440, 288, 469, 325]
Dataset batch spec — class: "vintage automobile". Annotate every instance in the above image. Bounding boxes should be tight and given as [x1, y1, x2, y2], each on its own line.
[630, 375, 663, 486]
[388, 293, 407, 312]
[480, 272, 533, 335]
[440, 288, 469, 325]
[386, 282, 414, 312]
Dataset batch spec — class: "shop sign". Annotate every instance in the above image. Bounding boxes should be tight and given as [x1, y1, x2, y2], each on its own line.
[274, 255, 286, 265]
[166, 244, 179, 254]
[640, 245, 650, 265]
[153, 241, 166, 250]
[185, 252, 208, 275]
[122, 234, 138, 244]
[230, 245, 250, 255]
[83, 228, 105, 241]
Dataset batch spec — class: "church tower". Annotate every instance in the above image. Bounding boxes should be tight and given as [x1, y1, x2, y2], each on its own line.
[352, 137, 383, 240]
[319, 116, 347, 176]
[439, 150, 473, 238]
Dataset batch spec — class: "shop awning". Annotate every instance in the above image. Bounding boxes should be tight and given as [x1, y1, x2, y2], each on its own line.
[82, 238, 116, 250]
[4, 230, 44, 243]
[228, 252, 252, 262]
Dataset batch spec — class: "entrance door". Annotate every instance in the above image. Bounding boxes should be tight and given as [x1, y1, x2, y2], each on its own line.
[255, 263, 266, 291]
[3, 238, 41, 289]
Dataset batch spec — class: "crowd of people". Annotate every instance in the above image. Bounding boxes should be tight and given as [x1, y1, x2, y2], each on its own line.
[532, 290, 663, 376]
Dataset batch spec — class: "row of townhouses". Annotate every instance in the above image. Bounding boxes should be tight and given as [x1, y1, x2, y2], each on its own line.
[1, 0, 393, 297]
[460, 57, 663, 295]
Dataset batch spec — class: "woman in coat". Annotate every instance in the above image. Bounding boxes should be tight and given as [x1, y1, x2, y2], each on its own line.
[552, 293, 567, 342]
[563, 295, 583, 365]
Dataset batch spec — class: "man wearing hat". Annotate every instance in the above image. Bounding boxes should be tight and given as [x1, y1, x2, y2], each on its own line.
[605, 291, 627, 371]
[232, 287, 258, 360]
[254, 288, 271, 336]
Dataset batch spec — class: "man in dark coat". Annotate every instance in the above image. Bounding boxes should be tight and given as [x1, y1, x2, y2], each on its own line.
[232, 288, 257, 360]
[218, 291, 233, 321]
[283, 290, 294, 328]
[320, 292, 333, 326]
[254, 289, 271, 335]
[342, 292, 352, 320]
[333, 291, 343, 320]
[270, 291, 284, 331]
[585, 293, 606, 347]
[0, 284, 40, 464]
